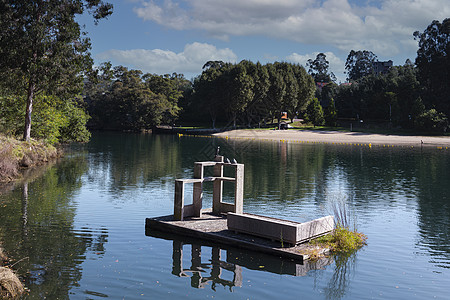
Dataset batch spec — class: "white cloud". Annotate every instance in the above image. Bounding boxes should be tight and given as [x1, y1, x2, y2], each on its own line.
[96, 42, 238, 75]
[133, 0, 450, 56]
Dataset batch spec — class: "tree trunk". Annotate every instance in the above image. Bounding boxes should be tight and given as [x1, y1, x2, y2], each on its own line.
[23, 81, 35, 141]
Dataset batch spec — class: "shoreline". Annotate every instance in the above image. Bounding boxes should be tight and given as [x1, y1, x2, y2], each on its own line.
[0, 135, 61, 183]
[212, 129, 450, 147]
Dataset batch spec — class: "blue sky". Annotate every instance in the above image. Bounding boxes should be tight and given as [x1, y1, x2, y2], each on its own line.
[78, 0, 449, 83]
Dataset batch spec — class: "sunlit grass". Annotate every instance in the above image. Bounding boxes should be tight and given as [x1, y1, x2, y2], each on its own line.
[310, 198, 367, 255]
[0, 134, 58, 182]
[312, 227, 367, 254]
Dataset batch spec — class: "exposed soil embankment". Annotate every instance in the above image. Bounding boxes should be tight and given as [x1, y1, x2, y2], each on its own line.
[0, 135, 60, 183]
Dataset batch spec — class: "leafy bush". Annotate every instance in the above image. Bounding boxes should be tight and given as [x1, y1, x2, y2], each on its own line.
[416, 108, 449, 133]
[0, 93, 90, 144]
[305, 97, 325, 126]
[312, 198, 367, 254]
[325, 98, 338, 127]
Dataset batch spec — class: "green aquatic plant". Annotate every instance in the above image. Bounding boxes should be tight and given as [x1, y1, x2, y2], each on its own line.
[313, 226, 367, 254]
[312, 196, 367, 254]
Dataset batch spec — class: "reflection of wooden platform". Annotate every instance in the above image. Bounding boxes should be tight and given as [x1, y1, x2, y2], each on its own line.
[145, 210, 330, 261]
[146, 228, 332, 282]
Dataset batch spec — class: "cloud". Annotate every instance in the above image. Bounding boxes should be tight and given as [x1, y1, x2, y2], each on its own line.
[133, 0, 450, 56]
[97, 42, 238, 75]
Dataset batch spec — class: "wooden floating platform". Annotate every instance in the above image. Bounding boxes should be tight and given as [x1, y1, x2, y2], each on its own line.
[146, 210, 330, 262]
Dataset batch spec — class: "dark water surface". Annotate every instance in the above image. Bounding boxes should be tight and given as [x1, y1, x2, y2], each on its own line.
[1, 132, 449, 299]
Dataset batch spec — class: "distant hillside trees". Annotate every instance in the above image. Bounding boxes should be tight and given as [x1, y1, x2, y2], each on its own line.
[414, 18, 450, 120]
[329, 19, 449, 132]
[186, 60, 315, 128]
[333, 62, 424, 127]
[85, 64, 190, 130]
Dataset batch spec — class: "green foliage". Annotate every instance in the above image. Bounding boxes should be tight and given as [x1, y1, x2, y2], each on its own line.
[416, 109, 449, 133]
[58, 100, 91, 143]
[0, 95, 24, 136]
[307, 53, 336, 83]
[345, 50, 377, 81]
[188, 60, 315, 128]
[334, 62, 429, 129]
[0, 93, 90, 144]
[414, 18, 450, 118]
[325, 98, 338, 127]
[0, 0, 112, 141]
[333, 21, 448, 132]
[85, 65, 187, 130]
[312, 199, 367, 254]
[314, 227, 367, 254]
[305, 98, 325, 126]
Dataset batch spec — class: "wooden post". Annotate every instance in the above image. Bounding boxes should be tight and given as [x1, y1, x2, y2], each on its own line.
[174, 180, 185, 221]
[193, 163, 204, 217]
[213, 156, 224, 214]
[234, 164, 244, 214]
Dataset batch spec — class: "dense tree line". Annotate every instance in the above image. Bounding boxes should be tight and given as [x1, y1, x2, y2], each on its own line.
[183, 60, 316, 128]
[84, 63, 191, 131]
[316, 18, 449, 132]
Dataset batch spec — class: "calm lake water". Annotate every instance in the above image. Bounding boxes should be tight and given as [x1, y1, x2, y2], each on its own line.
[1, 132, 450, 299]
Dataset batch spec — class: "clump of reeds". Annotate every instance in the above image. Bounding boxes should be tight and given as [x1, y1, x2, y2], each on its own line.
[312, 197, 367, 254]
[0, 244, 24, 298]
[0, 267, 24, 298]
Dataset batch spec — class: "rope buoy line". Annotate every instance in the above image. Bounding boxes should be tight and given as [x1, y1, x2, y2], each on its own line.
[176, 133, 449, 150]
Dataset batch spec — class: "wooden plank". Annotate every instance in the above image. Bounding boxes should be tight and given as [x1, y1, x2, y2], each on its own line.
[195, 162, 217, 167]
[227, 213, 334, 245]
[146, 211, 331, 261]
[176, 178, 203, 184]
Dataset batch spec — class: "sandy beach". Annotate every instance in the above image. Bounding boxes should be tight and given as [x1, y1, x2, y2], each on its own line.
[213, 129, 450, 147]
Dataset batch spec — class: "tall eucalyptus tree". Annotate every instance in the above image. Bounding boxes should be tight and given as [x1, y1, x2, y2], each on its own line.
[0, 0, 113, 141]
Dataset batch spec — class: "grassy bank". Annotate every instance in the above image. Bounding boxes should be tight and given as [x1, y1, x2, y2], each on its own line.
[0, 134, 59, 183]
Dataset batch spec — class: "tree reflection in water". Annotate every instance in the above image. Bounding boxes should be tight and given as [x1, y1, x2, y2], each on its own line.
[0, 155, 109, 298]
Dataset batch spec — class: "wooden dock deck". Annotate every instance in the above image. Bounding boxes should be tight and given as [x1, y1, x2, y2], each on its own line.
[145, 210, 330, 261]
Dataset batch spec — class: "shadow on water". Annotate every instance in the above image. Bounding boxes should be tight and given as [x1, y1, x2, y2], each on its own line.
[145, 228, 332, 291]
[0, 154, 108, 299]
